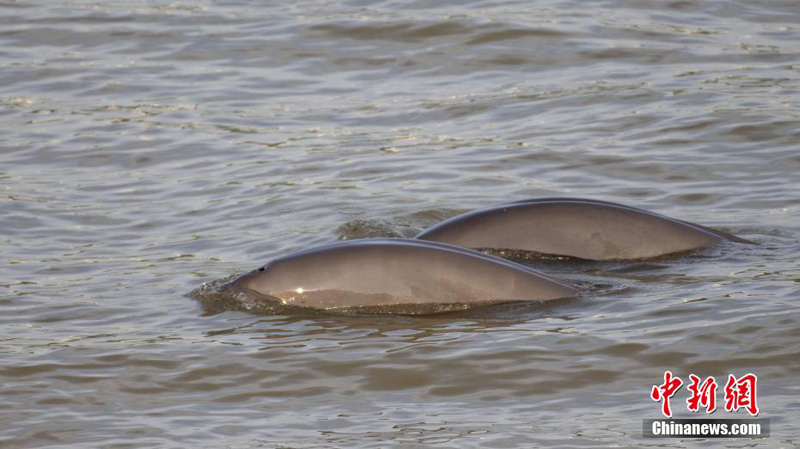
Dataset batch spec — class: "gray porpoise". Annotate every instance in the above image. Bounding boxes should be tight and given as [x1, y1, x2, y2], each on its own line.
[223, 238, 577, 310]
[416, 198, 753, 261]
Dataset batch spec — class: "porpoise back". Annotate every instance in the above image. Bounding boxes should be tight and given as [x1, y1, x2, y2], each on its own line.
[416, 198, 752, 261]
[223, 238, 577, 310]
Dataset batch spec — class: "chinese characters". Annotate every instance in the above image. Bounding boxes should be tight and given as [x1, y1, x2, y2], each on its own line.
[651, 372, 759, 417]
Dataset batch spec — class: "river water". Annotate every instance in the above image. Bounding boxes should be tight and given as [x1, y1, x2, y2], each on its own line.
[2, 0, 799, 447]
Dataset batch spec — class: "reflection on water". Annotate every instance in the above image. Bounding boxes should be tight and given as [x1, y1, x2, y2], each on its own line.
[2, 0, 799, 447]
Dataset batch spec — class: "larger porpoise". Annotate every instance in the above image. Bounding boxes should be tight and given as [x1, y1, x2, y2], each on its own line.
[222, 238, 578, 310]
[416, 198, 753, 261]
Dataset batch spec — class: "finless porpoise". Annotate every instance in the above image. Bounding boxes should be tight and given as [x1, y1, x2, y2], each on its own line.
[222, 238, 578, 311]
[416, 198, 752, 261]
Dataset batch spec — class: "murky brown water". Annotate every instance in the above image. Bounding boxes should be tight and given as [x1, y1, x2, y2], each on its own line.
[2, 0, 799, 447]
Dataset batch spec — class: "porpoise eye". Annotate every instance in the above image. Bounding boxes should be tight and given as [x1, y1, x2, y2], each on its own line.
[258, 267, 265, 272]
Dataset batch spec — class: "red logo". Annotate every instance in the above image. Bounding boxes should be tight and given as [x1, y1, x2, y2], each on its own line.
[652, 372, 759, 417]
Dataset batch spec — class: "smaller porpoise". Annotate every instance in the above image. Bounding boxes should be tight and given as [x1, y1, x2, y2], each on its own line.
[416, 198, 753, 261]
[222, 238, 577, 311]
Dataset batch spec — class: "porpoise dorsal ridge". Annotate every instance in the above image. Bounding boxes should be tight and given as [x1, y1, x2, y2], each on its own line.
[416, 198, 752, 261]
[223, 238, 578, 311]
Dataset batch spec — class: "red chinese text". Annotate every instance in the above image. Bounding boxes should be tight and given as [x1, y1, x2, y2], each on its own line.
[686, 374, 718, 413]
[724, 373, 759, 416]
[651, 370, 684, 417]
